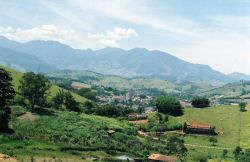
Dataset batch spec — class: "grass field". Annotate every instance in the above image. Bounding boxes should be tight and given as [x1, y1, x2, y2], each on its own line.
[175, 105, 241, 148]
[168, 104, 250, 158]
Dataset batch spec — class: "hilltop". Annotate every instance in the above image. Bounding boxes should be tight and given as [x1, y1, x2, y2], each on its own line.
[0, 36, 233, 84]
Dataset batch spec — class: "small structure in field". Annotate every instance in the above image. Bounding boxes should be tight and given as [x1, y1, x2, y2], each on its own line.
[148, 154, 179, 162]
[127, 113, 147, 120]
[137, 131, 149, 138]
[183, 122, 217, 135]
[107, 129, 115, 136]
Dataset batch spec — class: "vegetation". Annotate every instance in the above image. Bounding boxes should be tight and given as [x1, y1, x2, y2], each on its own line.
[155, 96, 183, 116]
[191, 97, 210, 108]
[239, 101, 247, 112]
[0, 65, 250, 161]
[19, 72, 51, 109]
[209, 136, 218, 146]
[0, 68, 16, 132]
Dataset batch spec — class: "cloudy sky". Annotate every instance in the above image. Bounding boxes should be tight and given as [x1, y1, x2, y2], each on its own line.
[0, 0, 250, 74]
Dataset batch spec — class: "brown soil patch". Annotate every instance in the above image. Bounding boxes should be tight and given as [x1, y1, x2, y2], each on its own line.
[129, 119, 148, 125]
[17, 112, 39, 121]
[0, 154, 17, 162]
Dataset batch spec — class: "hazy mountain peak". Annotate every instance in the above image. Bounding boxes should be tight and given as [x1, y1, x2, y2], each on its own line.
[0, 38, 232, 84]
[228, 72, 250, 81]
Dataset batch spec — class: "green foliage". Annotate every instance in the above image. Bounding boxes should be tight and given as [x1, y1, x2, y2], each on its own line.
[191, 98, 210, 108]
[222, 149, 228, 158]
[209, 136, 218, 146]
[83, 101, 95, 114]
[238, 149, 250, 162]
[233, 146, 242, 159]
[166, 135, 187, 159]
[83, 91, 97, 101]
[95, 104, 134, 117]
[12, 111, 166, 156]
[0, 68, 16, 132]
[64, 91, 80, 112]
[155, 96, 183, 116]
[0, 68, 16, 107]
[193, 154, 208, 162]
[52, 89, 65, 110]
[19, 72, 51, 109]
[239, 102, 247, 112]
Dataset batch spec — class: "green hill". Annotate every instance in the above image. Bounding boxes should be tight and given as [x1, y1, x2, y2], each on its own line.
[167, 104, 250, 160]
[197, 81, 250, 98]
[0, 65, 87, 103]
[47, 70, 178, 93]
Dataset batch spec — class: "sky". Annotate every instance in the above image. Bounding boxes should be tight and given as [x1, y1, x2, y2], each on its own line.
[0, 0, 250, 75]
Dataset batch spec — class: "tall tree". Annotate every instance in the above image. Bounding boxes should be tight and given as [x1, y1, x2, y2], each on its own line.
[0, 68, 16, 132]
[19, 72, 51, 109]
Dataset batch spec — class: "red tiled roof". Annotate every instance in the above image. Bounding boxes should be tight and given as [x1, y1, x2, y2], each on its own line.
[189, 124, 211, 129]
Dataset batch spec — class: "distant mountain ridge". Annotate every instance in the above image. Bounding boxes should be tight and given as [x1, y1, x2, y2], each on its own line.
[228, 72, 250, 81]
[0, 36, 233, 84]
[0, 45, 57, 72]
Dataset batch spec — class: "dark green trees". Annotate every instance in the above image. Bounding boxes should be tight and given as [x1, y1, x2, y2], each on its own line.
[155, 96, 183, 116]
[0, 68, 16, 132]
[191, 98, 210, 108]
[19, 72, 51, 109]
[52, 90, 80, 112]
[239, 102, 247, 112]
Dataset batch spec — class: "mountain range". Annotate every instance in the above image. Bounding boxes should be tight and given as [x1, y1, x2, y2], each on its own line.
[0, 36, 247, 84]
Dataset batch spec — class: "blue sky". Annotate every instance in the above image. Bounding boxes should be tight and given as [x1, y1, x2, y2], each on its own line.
[0, 0, 250, 74]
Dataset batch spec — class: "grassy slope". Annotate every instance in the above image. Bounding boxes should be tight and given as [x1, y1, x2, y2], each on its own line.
[198, 82, 250, 97]
[47, 70, 178, 92]
[0, 65, 87, 103]
[166, 105, 249, 161]
[173, 105, 250, 148]
[6, 111, 139, 161]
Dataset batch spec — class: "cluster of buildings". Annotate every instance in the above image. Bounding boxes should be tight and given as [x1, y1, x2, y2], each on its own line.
[97, 91, 153, 106]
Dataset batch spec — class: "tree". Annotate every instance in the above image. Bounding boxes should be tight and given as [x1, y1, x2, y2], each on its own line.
[191, 98, 210, 108]
[64, 91, 80, 112]
[209, 136, 218, 146]
[19, 72, 51, 109]
[0, 68, 16, 132]
[155, 96, 183, 116]
[239, 102, 247, 112]
[233, 146, 242, 159]
[166, 135, 187, 159]
[83, 91, 97, 101]
[84, 100, 95, 114]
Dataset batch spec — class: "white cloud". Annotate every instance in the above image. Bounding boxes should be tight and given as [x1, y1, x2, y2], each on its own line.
[167, 25, 250, 75]
[87, 27, 138, 47]
[65, 0, 200, 37]
[0, 25, 75, 43]
[208, 16, 250, 28]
